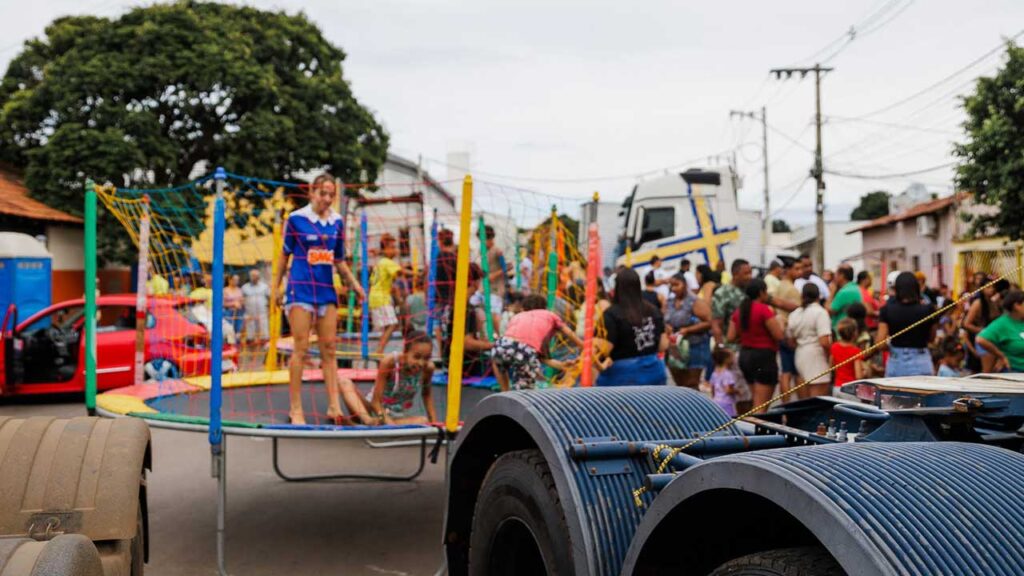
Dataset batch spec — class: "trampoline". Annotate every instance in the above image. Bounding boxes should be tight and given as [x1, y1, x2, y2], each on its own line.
[96, 368, 495, 482]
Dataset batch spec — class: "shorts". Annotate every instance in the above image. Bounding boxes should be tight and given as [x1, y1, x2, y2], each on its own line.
[778, 343, 798, 375]
[489, 294, 504, 315]
[491, 337, 545, 390]
[596, 354, 667, 387]
[286, 302, 332, 318]
[739, 347, 779, 387]
[244, 313, 269, 341]
[885, 346, 934, 377]
[371, 305, 399, 329]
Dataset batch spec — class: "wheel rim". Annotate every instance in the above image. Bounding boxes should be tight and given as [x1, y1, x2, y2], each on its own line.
[144, 359, 179, 382]
[488, 517, 547, 576]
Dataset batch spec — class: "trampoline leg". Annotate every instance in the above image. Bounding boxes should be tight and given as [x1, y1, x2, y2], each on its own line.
[212, 440, 228, 576]
[271, 437, 428, 482]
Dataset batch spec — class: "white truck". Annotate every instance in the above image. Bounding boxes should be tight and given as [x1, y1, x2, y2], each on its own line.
[609, 167, 745, 277]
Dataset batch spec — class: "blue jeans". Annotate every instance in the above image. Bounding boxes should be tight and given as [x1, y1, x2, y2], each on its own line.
[687, 339, 713, 380]
[885, 346, 934, 377]
[597, 354, 667, 386]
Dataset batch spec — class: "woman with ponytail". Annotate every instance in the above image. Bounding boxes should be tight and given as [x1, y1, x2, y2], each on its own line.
[727, 278, 785, 411]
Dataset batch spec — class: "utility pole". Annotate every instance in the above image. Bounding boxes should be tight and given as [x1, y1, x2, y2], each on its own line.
[730, 107, 770, 266]
[770, 64, 833, 272]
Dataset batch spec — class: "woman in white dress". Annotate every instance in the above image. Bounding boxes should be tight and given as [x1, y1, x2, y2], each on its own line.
[785, 283, 833, 398]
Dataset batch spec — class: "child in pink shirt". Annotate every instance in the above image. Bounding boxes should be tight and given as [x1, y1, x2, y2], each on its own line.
[493, 294, 585, 391]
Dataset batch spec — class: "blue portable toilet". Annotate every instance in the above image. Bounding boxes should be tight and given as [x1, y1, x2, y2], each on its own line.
[0, 233, 52, 322]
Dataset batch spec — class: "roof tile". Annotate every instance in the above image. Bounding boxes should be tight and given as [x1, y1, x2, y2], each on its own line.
[0, 168, 83, 225]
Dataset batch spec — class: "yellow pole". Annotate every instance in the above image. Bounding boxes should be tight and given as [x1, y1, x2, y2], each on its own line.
[625, 245, 633, 266]
[265, 213, 283, 372]
[446, 175, 474, 433]
[411, 242, 420, 293]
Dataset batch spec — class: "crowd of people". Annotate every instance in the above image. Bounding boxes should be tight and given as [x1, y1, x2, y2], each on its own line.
[144, 175, 1023, 426]
[611, 254, 1024, 416]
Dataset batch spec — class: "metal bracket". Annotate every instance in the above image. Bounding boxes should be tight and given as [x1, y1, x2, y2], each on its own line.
[26, 511, 81, 541]
[574, 436, 633, 477]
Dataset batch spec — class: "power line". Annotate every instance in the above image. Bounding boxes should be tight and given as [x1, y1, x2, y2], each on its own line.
[843, 29, 1024, 120]
[771, 177, 813, 216]
[825, 115, 960, 136]
[796, 0, 916, 65]
[824, 161, 956, 180]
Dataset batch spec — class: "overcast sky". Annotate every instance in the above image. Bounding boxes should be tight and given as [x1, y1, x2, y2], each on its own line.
[1, 0, 1021, 226]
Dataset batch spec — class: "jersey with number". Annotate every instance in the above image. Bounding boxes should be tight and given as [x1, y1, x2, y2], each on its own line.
[284, 204, 345, 306]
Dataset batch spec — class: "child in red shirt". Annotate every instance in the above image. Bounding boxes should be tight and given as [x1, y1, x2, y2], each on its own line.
[831, 318, 864, 391]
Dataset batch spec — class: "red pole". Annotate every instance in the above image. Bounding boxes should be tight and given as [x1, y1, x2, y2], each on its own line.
[581, 223, 601, 387]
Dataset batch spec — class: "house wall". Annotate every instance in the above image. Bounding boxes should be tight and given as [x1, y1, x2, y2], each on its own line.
[860, 209, 955, 287]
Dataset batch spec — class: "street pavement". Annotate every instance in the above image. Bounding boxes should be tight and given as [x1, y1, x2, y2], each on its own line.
[0, 397, 448, 576]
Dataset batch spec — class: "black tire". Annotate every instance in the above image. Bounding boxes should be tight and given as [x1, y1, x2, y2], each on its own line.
[711, 547, 844, 576]
[468, 449, 572, 576]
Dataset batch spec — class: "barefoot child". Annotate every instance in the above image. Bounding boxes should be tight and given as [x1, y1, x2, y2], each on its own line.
[492, 294, 586, 391]
[365, 330, 436, 425]
[709, 347, 738, 417]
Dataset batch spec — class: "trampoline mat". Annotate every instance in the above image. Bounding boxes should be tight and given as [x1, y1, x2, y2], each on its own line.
[145, 381, 493, 427]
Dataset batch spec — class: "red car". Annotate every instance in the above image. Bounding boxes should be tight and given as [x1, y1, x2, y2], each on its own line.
[0, 294, 238, 396]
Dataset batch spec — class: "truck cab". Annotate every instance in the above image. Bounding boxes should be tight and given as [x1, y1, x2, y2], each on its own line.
[615, 167, 742, 279]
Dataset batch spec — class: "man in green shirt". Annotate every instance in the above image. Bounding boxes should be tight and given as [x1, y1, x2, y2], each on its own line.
[712, 259, 752, 350]
[829, 265, 862, 330]
[977, 290, 1024, 372]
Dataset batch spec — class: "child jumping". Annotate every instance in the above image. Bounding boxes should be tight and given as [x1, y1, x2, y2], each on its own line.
[364, 330, 436, 425]
[709, 347, 738, 417]
[370, 234, 409, 357]
[492, 294, 586, 391]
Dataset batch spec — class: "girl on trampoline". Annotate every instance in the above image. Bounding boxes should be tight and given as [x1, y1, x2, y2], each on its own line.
[364, 330, 437, 425]
[272, 173, 370, 426]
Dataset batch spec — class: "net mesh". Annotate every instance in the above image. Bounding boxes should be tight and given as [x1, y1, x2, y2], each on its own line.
[94, 172, 606, 426]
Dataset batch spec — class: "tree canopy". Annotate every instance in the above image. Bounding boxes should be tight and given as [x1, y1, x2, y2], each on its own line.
[850, 190, 891, 221]
[955, 42, 1024, 240]
[0, 1, 388, 261]
[771, 219, 791, 233]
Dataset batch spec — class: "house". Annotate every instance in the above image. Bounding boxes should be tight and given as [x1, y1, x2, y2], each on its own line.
[847, 193, 966, 289]
[0, 166, 85, 303]
[788, 221, 868, 274]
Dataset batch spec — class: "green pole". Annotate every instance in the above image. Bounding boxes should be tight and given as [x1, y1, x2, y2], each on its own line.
[546, 205, 558, 311]
[515, 236, 522, 291]
[478, 216, 494, 340]
[84, 179, 98, 415]
[347, 227, 359, 334]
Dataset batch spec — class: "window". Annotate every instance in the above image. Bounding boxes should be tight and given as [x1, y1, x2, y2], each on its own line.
[21, 306, 84, 334]
[639, 207, 675, 244]
[399, 227, 411, 258]
[97, 305, 136, 333]
[911, 255, 920, 272]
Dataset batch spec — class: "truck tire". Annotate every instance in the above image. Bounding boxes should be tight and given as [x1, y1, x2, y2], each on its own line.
[131, 503, 145, 576]
[468, 450, 572, 576]
[710, 547, 844, 576]
[0, 535, 104, 576]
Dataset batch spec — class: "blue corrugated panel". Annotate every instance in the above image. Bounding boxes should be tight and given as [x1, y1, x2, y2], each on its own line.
[724, 442, 1024, 575]
[507, 386, 736, 576]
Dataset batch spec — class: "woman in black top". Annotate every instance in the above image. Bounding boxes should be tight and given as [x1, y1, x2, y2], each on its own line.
[597, 268, 668, 386]
[643, 270, 665, 312]
[877, 272, 937, 377]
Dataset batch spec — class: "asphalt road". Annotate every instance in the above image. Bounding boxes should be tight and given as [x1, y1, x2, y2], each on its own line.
[0, 397, 448, 576]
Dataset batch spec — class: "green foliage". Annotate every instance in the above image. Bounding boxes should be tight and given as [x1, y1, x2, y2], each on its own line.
[0, 2, 388, 262]
[771, 219, 791, 233]
[955, 42, 1024, 240]
[850, 190, 891, 221]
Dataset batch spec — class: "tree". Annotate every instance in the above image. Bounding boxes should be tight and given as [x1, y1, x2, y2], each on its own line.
[771, 219, 791, 233]
[955, 42, 1024, 240]
[0, 2, 388, 261]
[850, 191, 891, 221]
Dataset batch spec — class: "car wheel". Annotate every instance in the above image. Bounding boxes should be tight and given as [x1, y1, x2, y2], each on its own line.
[144, 358, 180, 382]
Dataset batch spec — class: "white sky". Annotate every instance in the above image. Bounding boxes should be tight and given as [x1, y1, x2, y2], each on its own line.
[1, 0, 1021, 226]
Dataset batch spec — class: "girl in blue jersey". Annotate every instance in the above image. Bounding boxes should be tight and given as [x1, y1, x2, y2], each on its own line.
[272, 174, 369, 425]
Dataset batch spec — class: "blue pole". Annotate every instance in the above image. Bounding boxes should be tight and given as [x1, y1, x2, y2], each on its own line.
[426, 211, 438, 336]
[210, 167, 226, 448]
[360, 212, 370, 361]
